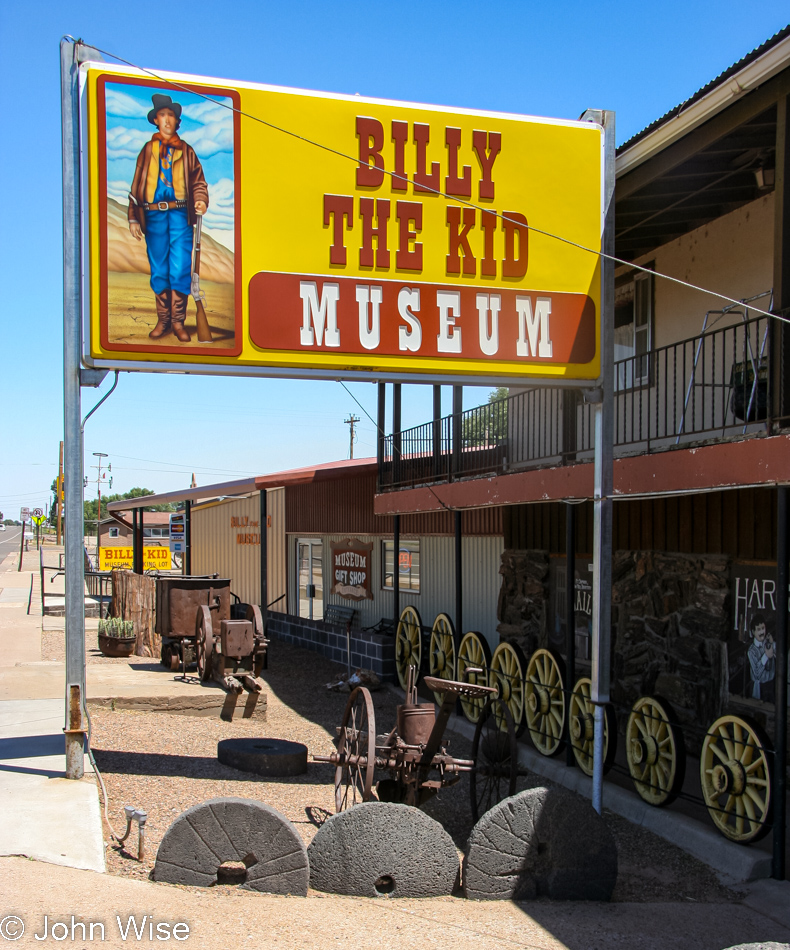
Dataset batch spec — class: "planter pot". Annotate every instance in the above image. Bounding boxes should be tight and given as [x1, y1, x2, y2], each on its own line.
[98, 633, 136, 658]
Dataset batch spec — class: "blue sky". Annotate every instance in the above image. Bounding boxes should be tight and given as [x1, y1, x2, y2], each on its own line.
[0, 1, 788, 515]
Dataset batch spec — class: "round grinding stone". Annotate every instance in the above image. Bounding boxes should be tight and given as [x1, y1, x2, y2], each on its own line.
[307, 802, 459, 898]
[153, 797, 309, 895]
[463, 786, 618, 901]
[217, 737, 308, 777]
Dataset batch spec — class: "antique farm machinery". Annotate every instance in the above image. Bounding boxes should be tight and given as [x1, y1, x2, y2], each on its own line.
[315, 665, 519, 820]
[156, 575, 268, 693]
[393, 605, 774, 845]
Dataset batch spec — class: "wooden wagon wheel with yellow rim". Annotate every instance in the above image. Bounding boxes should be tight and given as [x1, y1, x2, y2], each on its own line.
[568, 677, 617, 776]
[428, 613, 457, 705]
[626, 695, 685, 807]
[700, 714, 772, 844]
[489, 641, 527, 736]
[524, 648, 565, 754]
[457, 631, 492, 723]
[395, 605, 423, 691]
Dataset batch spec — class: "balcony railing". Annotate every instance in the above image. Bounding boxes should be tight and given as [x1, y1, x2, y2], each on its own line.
[380, 311, 787, 491]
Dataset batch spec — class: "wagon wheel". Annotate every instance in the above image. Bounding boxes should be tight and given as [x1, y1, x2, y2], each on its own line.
[195, 605, 214, 681]
[489, 641, 528, 736]
[568, 677, 617, 777]
[700, 714, 772, 844]
[428, 613, 457, 704]
[395, 605, 423, 690]
[457, 632, 492, 723]
[524, 648, 565, 752]
[335, 686, 376, 813]
[626, 695, 685, 807]
[470, 697, 518, 822]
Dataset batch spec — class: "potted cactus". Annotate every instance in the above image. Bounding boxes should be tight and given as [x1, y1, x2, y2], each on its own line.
[98, 617, 136, 657]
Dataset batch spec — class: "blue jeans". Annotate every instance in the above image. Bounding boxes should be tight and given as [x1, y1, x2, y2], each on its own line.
[145, 208, 192, 295]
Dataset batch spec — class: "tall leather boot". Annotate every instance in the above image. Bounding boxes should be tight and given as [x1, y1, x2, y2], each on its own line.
[171, 291, 192, 343]
[149, 290, 172, 338]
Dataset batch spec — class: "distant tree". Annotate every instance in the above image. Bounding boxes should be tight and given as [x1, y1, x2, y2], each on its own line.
[462, 387, 509, 447]
[84, 487, 176, 524]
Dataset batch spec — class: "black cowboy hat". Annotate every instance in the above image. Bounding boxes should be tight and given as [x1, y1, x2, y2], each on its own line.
[147, 94, 182, 124]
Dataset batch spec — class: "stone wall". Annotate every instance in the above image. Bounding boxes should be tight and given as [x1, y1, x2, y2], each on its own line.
[496, 550, 550, 657]
[610, 551, 730, 747]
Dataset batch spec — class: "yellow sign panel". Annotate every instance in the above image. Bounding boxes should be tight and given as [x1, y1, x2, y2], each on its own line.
[83, 63, 603, 382]
[99, 546, 171, 571]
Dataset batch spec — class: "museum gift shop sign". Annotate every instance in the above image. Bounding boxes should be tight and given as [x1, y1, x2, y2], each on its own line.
[81, 62, 603, 383]
[330, 539, 374, 601]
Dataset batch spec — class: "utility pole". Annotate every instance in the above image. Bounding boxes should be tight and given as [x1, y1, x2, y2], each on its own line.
[344, 414, 360, 459]
[91, 452, 110, 567]
[57, 441, 64, 546]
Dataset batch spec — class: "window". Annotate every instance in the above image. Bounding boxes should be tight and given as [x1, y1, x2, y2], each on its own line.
[382, 539, 420, 592]
[108, 526, 119, 539]
[142, 527, 168, 538]
[614, 270, 653, 389]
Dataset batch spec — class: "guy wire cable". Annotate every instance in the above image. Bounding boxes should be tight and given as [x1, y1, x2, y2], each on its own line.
[71, 37, 790, 328]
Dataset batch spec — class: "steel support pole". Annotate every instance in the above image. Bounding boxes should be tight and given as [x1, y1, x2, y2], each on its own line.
[260, 489, 268, 628]
[586, 108, 615, 815]
[454, 510, 463, 639]
[61, 38, 86, 779]
[393, 514, 400, 626]
[132, 509, 138, 573]
[773, 485, 788, 880]
[393, 383, 402, 486]
[184, 500, 192, 576]
[565, 502, 577, 768]
[433, 385, 442, 472]
[452, 386, 462, 478]
[377, 382, 386, 488]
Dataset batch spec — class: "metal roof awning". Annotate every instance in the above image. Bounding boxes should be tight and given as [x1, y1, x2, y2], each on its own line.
[106, 457, 378, 513]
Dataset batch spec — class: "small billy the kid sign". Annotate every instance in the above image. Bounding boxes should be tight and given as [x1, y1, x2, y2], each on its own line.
[81, 62, 603, 383]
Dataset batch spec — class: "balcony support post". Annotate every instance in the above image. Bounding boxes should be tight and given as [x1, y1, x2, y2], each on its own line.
[377, 382, 386, 487]
[433, 385, 442, 474]
[393, 514, 400, 628]
[772, 94, 790, 423]
[565, 502, 576, 768]
[452, 386, 462, 480]
[454, 510, 462, 642]
[585, 108, 615, 817]
[393, 384, 402, 486]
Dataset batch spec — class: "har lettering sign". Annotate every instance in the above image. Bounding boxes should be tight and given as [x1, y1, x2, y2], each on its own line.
[330, 538, 374, 602]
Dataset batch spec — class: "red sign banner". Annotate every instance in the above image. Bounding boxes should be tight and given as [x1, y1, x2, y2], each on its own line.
[330, 538, 374, 602]
[249, 272, 595, 366]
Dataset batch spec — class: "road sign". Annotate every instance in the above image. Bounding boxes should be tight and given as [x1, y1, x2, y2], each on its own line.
[20, 507, 30, 521]
[32, 508, 44, 518]
[82, 62, 603, 385]
[32, 515, 47, 527]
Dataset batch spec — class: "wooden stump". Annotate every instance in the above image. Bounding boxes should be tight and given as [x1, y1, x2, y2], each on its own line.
[110, 570, 158, 657]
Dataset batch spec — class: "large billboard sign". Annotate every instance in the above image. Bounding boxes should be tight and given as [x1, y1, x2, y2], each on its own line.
[81, 62, 603, 383]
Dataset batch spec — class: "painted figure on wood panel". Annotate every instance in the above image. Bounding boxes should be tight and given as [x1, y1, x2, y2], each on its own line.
[747, 613, 776, 702]
[128, 95, 209, 342]
[103, 80, 237, 350]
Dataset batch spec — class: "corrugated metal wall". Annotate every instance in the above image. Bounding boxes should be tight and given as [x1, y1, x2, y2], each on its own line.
[286, 474, 503, 536]
[503, 487, 777, 560]
[287, 532, 503, 651]
[191, 489, 286, 607]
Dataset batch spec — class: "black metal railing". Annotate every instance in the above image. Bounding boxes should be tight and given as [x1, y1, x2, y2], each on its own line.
[381, 312, 787, 491]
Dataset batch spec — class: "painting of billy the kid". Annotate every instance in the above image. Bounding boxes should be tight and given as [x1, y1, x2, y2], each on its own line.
[103, 81, 237, 350]
[747, 613, 776, 703]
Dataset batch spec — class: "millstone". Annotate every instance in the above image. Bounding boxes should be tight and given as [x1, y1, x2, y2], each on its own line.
[217, 737, 307, 776]
[153, 797, 309, 895]
[307, 802, 459, 898]
[464, 786, 618, 901]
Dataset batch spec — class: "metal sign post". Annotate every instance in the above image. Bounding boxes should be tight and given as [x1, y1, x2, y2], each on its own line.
[583, 109, 616, 815]
[61, 38, 91, 779]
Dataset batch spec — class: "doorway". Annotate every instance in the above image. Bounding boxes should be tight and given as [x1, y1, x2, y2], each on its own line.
[297, 539, 323, 620]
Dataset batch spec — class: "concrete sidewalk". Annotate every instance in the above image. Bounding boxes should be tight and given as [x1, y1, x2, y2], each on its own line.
[0, 547, 104, 873]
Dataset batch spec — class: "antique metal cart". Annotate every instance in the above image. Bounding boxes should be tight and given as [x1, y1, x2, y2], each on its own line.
[156, 575, 267, 693]
[315, 665, 520, 820]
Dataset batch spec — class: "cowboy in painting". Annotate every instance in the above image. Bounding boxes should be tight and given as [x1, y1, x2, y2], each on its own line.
[128, 94, 209, 342]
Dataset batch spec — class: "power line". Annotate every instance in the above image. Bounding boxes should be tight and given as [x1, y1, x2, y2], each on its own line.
[77, 37, 790, 327]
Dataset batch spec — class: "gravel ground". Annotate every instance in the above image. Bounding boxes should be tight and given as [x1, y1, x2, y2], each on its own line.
[86, 638, 742, 903]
